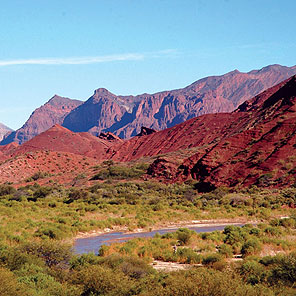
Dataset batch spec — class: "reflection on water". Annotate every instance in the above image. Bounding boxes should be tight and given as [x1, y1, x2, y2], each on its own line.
[74, 224, 243, 254]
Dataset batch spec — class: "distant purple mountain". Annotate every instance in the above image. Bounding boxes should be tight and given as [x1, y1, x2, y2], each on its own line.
[2, 64, 296, 145]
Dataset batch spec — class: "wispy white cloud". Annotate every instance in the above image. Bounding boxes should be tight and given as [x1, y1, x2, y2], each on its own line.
[0, 50, 177, 67]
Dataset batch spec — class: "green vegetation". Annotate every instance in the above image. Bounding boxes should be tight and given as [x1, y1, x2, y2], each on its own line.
[0, 182, 294, 242]
[0, 180, 294, 295]
[90, 163, 149, 180]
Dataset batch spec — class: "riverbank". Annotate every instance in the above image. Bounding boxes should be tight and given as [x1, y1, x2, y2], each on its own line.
[74, 218, 257, 241]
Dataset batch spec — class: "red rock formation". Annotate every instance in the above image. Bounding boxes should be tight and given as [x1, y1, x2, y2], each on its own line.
[98, 132, 123, 141]
[1, 95, 82, 145]
[185, 75, 296, 189]
[137, 127, 157, 136]
[3, 64, 296, 145]
[62, 88, 130, 136]
[0, 150, 99, 185]
[1, 71, 296, 189]
[0, 142, 18, 155]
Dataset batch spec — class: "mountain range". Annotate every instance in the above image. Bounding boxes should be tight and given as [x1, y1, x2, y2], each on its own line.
[0, 73, 295, 189]
[2, 64, 296, 145]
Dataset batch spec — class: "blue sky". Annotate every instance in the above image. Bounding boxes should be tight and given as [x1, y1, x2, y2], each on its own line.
[0, 0, 295, 129]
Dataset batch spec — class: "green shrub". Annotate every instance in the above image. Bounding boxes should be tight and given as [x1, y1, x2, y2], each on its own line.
[202, 253, 223, 266]
[25, 171, 50, 182]
[264, 226, 282, 237]
[20, 241, 72, 268]
[0, 185, 16, 196]
[34, 225, 65, 240]
[240, 260, 266, 285]
[68, 189, 89, 201]
[241, 238, 262, 257]
[176, 228, 194, 245]
[0, 267, 29, 295]
[177, 248, 201, 264]
[218, 244, 233, 258]
[73, 265, 131, 296]
[269, 252, 296, 286]
[223, 225, 244, 245]
[33, 187, 51, 199]
[90, 164, 148, 180]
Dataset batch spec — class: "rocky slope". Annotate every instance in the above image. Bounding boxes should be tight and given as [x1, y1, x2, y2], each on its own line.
[185, 75, 296, 189]
[0, 123, 13, 141]
[12, 124, 120, 160]
[63, 64, 296, 138]
[1, 95, 83, 145]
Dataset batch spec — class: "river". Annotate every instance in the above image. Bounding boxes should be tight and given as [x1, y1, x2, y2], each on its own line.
[74, 223, 244, 254]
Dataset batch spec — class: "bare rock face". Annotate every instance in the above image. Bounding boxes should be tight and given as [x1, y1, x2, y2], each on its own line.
[137, 127, 157, 136]
[0, 123, 13, 141]
[1, 95, 82, 145]
[147, 157, 180, 180]
[62, 64, 296, 138]
[98, 132, 122, 142]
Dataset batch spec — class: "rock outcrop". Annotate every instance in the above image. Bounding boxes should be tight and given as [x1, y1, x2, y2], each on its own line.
[137, 127, 157, 137]
[1, 69, 296, 189]
[3, 64, 296, 145]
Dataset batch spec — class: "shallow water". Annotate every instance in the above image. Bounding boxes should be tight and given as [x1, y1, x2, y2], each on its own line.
[74, 224, 243, 254]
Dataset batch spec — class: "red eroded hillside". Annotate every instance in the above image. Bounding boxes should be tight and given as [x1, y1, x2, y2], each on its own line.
[12, 124, 121, 160]
[104, 75, 296, 188]
[180, 75, 296, 189]
[106, 77, 293, 162]
[0, 150, 99, 186]
[0, 142, 18, 154]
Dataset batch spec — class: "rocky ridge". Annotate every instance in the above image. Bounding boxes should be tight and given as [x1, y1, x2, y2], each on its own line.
[1, 95, 83, 145]
[62, 64, 296, 138]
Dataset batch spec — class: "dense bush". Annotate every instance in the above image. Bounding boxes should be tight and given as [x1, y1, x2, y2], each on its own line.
[241, 238, 262, 257]
[90, 163, 149, 180]
[0, 184, 16, 196]
[176, 228, 194, 245]
[0, 267, 29, 296]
